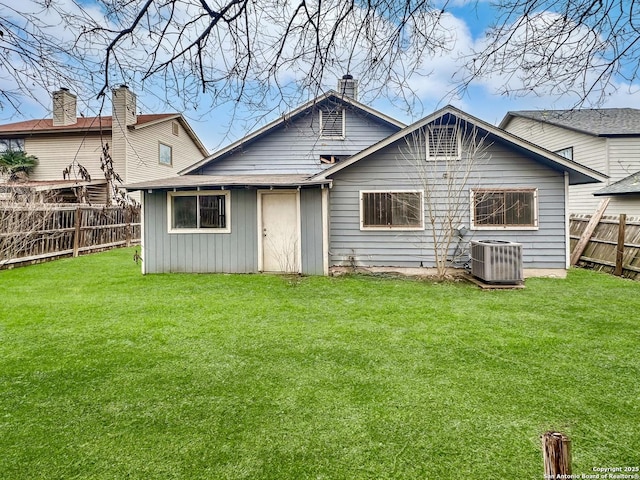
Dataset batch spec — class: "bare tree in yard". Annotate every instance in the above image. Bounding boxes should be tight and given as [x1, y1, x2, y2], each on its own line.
[399, 118, 491, 279]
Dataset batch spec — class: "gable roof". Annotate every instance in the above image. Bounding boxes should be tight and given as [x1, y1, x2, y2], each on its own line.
[499, 108, 640, 136]
[594, 170, 640, 196]
[179, 90, 405, 175]
[0, 114, 209, 156]
[314, 105, 608, 186]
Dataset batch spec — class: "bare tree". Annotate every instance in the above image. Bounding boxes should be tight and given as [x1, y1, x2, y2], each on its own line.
[461, 0, 640, 105]
[1, 0, 453, 115]
[0, 2, 98, 114]
[1, 0, 638, 120]
[399, 118, 491, 279]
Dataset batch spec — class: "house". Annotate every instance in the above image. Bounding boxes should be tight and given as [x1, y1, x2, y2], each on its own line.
[0, 86, 208, 203]
[126, 86, 606, 277]
[500, 109, 640, 216]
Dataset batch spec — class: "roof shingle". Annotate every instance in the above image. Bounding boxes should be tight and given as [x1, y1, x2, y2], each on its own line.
[502, 108, 640, 136]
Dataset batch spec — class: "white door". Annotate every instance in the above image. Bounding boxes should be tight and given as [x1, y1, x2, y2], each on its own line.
[260, 192, 299, 273]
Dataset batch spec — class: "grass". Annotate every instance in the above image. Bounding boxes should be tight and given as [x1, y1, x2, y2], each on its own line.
[1, 248, 639, 479]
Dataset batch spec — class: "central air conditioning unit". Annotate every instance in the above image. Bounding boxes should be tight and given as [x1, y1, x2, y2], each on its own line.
[470, 240, 523, 284]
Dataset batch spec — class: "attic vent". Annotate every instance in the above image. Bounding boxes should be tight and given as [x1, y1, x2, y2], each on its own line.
[320, 109, 345, 138]
[427, 125, 460, 159]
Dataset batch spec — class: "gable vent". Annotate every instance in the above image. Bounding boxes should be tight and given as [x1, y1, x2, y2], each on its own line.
[427, 125, 459, 159]
[320, 109, 345, 138]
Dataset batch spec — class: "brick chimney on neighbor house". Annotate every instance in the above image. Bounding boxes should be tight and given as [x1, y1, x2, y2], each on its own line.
[52, 88, 77, 126]
[338, 74, 358, 100]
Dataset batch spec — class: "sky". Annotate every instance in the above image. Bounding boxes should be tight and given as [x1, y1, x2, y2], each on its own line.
[2, 0, 639, 155]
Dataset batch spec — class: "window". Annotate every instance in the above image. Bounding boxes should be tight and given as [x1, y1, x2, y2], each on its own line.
[554, 147, 573, 160]
[471, 189, 538, 229]
[159, 142, 172, 166]
[427, 125, 460, 159]
[320, 109, 345, 138]
[360, 191, 423, 230]
[0, 138, 25, 153]
[172, 121, 179, 136]
[168, 191, 230, 233]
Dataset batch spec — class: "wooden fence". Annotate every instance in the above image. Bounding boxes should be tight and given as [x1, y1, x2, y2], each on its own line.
[0, 205, 141, 268]
[569, 213, 640, 280]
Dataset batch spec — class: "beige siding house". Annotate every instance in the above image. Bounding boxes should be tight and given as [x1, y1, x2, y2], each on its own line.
[0, 86, 207, 203]
[500, 109, 640, 216]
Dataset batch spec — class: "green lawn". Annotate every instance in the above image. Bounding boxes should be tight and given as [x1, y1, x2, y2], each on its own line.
[1, 248, 638, 479]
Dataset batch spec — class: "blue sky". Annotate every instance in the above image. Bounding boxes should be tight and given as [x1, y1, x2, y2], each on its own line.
[2, 0, 639, 154]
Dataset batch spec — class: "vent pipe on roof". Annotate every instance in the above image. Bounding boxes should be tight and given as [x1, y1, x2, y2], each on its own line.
[338, 74, 358, 100]
[52, 88, 78, 126]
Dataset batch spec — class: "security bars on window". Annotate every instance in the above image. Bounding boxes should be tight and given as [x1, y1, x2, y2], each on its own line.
[472, 189, 537, 228]
[171, 193, 226, 230]
[362, 191, 422, 228]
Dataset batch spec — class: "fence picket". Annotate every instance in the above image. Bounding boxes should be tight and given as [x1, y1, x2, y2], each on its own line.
[570, 213, 640, 280]
[1, 205, 141, 268]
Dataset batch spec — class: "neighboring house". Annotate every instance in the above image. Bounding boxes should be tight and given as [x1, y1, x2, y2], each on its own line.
[126, 91, 605, 277]
[500, 109, 640, 216]
[0, 86, 208, 203]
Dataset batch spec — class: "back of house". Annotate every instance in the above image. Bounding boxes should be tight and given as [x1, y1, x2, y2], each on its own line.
[128, 92, 605, 277]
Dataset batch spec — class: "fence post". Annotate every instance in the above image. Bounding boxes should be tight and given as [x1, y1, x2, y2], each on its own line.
[72, 207, 82, 257]
[614, 213, 626, 276]
[124, 207, 132, 248]
[542, 431, 571, 478]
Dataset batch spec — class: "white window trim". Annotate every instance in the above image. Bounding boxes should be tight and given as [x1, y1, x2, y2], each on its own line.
[159, 142, 173, 166]
[470, 188, 539, 231]
[319, 108, 345, 139]
[426, 125, 461, 161]
[359, 189, 425, 231]
[167, 190, 231, 234]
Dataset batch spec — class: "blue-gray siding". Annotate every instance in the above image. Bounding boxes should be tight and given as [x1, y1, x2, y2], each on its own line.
[300, 188, 325, 275]
[196, 106, 399, 175]
[328, 136, 567, 269]
[143, 188, 325, 274]
[143, 189, 258, 273]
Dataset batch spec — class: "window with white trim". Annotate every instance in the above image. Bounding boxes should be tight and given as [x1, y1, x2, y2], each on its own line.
[427, 125, 460, 159]
[320, 108, 345, 138]
[168, 191, 230, 233]
[360, 191, 424, 230]
[159, 142, 172, 166]
[471, 188, 538, 229]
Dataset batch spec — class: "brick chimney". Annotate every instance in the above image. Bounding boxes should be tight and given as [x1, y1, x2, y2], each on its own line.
[52, 88, 77, 126]
[337, 74, 358, 100]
